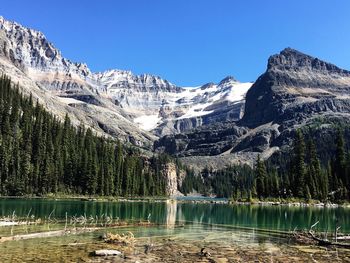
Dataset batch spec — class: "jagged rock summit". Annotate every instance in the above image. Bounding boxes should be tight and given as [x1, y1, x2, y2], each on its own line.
[0, 16, 160, 146]
[0, 16, 252, 147]
[268, 47, 350, 73]
[242, 47, 350, 128]
[155, 48, 350, 169]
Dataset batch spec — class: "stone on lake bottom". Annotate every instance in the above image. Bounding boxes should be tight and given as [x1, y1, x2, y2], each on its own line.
[94, 249, 122, 256]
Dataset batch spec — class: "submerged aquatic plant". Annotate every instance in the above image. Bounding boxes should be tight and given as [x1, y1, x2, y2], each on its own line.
[103, 231, 135, 246]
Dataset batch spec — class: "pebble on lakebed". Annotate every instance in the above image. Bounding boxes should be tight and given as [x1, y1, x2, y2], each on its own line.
[93, 249, 122, 256]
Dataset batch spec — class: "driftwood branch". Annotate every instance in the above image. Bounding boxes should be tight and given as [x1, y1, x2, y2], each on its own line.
[308, 231, 350, 249]
[0, 227, 100, 243]
[310, 221, 319, 231]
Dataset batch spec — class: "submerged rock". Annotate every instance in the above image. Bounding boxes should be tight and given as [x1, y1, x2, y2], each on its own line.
[93, 249, 122, 256]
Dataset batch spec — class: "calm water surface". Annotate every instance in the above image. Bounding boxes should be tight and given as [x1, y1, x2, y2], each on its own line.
[1, 198, 349, 233]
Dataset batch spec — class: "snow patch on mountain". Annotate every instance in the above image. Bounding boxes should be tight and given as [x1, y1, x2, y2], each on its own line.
[100, 73, 253, 132]
[177, 103, 214, 119]
[58, 97, 86, 104]
[174, 81, 252, 120]
[134, 115, 162, 131]
[225, 82, 252, 102]
[0, 15, 254, 138]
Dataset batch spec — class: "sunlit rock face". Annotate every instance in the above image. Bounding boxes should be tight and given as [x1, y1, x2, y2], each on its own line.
[162, 163, 184, 196]
[242, 48, 350, 128]
[0, 16, 158, 147]
[95, 69, 252, 135]
[0, 16, 252, 148]
[155, 48, 350, 169]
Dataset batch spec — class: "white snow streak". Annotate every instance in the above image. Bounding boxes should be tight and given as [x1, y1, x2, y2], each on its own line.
[134, 115, 161, 131]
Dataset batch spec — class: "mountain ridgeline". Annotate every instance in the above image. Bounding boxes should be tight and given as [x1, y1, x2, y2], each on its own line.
[0, 16, 252, 148]
[242, 48, 350, 128]
[0, 75, 182, 196]
[155, 48, 350, 169]
[1, 16, 350, 201]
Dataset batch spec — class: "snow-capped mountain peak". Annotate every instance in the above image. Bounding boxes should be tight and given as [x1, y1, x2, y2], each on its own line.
[0, 15, 253, 141]
[0, 16, 92, 77]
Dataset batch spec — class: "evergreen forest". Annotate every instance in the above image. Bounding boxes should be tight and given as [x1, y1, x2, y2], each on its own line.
[0, 75, 171, 196]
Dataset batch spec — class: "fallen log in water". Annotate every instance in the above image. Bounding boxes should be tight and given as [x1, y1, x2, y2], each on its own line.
[337, 235, 350, 240]
[0, 227, 100, 243]
[308, 231, 350, 249]
[0, 220, 158, 243]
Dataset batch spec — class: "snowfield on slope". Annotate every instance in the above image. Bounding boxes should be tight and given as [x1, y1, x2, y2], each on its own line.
[134, 115, 162, 131]
[175, 81, 252, 120]
[131, 81, 252, 131]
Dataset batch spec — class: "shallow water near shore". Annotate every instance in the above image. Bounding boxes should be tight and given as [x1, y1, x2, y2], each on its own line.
[1, 198, 350, 262]
[1, 224, 350, 262]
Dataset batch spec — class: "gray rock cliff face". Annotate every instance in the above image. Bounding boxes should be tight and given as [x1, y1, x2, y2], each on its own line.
[242, 48, 350, 128]
[0, 16, 252, 147]
[0, 16, 157, 146]
[154, 122, 248, 156]
[155, 48, 350, 169]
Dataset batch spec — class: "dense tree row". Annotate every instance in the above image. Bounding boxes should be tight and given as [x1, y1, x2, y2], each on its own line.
[189, 129, 350, 202]
[0, 75, 170, 196]
[179, 167, 205, 195]
[203, 165, 255, 199]
[282, 129, 348, 201]
[254, 129, 348, 201]
[181, 164, 254, 199]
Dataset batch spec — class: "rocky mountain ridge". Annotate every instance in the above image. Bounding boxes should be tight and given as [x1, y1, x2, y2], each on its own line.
[2, 16, 350, 172]
[156, 48, 350, 169]
[0, 16, 252, 147]
[242, 48, 350, 128]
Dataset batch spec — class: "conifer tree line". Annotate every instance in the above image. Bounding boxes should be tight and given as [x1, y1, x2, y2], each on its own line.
[189, 129, 350, 202]
[252, 129, 349, 201]
[0, 75, 170, 196]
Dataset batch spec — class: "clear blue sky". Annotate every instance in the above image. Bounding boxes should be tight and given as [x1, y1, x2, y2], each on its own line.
[1, 0, 350, 86]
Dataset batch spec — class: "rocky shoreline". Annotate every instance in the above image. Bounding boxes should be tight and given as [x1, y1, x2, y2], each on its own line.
[1, 195, 349, 208]
[228, 200, 349, 208]
[171, 197, 350, 208]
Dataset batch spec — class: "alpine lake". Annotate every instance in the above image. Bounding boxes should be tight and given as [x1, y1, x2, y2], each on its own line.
[0, 198, 350, 262]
